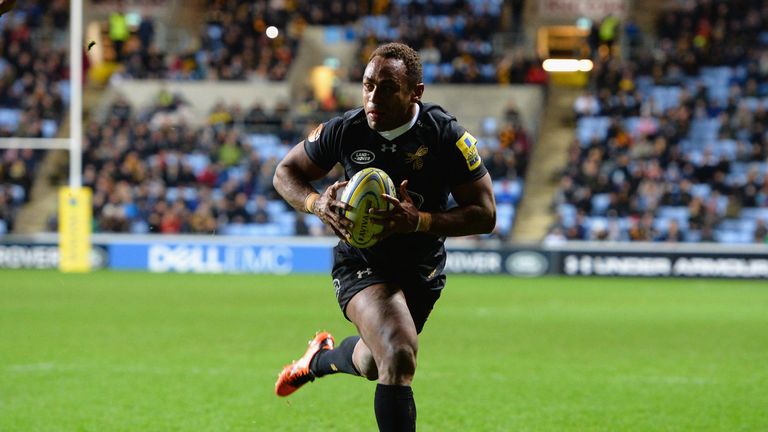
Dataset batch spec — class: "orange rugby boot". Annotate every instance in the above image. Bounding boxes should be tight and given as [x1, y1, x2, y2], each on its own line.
[275, 331, 335, 397]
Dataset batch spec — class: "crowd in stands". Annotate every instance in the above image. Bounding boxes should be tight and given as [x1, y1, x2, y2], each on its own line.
[350, 0, 502, 84]
[109, 0, 547, 86]
[0, 1, 69, 234]
[551, 0, 768, 244]
[110, 0, 367, 82]
[63, 87, 530, 239]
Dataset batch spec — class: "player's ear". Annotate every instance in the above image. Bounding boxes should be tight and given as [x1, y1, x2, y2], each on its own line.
[411, 83, 425, 102]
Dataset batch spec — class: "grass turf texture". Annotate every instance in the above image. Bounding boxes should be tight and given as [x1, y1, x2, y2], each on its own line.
[1, 270, 767, 431]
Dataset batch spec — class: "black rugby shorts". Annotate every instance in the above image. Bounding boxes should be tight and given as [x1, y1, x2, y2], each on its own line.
[331, 244, 446, 334]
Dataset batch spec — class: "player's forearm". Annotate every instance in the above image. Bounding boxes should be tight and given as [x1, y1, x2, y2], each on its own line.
[273, 164, 317, 213]
[419, 205, 496, 237]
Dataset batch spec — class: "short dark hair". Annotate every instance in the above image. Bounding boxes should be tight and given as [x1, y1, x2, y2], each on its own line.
[369, 42, 423, 90]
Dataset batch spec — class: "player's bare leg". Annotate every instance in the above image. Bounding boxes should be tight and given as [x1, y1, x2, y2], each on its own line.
[352, 338, 378, 380]
[347, 283, 418, 432]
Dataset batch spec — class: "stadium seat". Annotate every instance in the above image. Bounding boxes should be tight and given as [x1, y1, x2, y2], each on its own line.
[741, 207, 768, 221]
[714, 230, 752, 244]
[42, 119, 58, 138]
[10, 185, 25, 203]
[184, 154, 211, 176]
[657, 206, 690, 225]
[591, 193, 611, 215]
[0, 109, 21, 131]
[495, 203, 515, 237]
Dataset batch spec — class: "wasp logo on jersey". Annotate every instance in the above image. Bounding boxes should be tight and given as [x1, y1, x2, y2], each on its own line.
[405, 145, 429, 170]
[455, 131, 481, 170]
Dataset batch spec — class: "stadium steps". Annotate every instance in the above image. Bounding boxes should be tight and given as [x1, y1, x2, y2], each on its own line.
[287, 26, 358, 99]
[631, 0, 668, 36]
[512, 87, 582, 242]
[12, 152, 66, 234]
[12, 86, 105, 234]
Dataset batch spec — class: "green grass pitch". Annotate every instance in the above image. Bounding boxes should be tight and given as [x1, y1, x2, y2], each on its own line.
[1, 270, 767, 431]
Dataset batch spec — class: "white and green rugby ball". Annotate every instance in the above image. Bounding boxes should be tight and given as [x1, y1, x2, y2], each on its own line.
[340, 167, 396, 248]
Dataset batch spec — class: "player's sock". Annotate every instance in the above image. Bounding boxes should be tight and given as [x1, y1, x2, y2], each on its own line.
[374, 384, 416, 432]
[310, 335, 360, 377]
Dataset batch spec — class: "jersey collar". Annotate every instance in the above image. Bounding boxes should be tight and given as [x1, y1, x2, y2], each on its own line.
[376, 103, 420, 141]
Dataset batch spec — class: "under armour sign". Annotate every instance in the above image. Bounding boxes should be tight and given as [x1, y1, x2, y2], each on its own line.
[380, 143, 397, 152]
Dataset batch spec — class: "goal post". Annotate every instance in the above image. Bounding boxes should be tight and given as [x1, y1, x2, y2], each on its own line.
[0, 0, 91, 272]
[59, 0, 90, 273]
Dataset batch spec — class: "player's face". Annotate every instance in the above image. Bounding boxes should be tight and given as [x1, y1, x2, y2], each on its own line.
[362, 56, 423, 131]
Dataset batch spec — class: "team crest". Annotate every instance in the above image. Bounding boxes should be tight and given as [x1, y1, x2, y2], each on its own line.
[308, 123, 324, 142]
[455, 131, 481, 170]
[405, 145, 429, 170]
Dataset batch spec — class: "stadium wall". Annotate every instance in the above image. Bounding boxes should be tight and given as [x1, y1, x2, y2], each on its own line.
[104, 81, 292, 122]
[102, 81, 544, 136]
[2, 235, 768, 279]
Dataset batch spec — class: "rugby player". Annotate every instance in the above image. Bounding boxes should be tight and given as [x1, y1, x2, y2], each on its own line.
[273, 42, 496, 431]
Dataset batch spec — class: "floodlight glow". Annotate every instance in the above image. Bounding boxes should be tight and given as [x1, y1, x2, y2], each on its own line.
[542, 59, 594, 72]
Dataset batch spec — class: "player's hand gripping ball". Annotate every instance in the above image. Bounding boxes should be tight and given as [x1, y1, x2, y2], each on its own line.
[340, 168, 396, 248]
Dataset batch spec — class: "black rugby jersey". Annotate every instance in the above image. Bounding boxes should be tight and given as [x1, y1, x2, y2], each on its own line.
[304, 102, 488, 267]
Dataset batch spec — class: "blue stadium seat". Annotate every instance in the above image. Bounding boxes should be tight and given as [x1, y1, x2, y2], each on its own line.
[651, 86, 681, 112]
[130, 220, 149, 234]
[657, 206, 690, 225]
[248, 133, 281, 148]
[741, 207, 768, 221]
[493, 179, 523, 204]
[226, 166, 246, 181]
[165, 187, 179, 202]
[423, 63, 438, 83]
[58, 80, 71, 105]
[690, 184, 711, 198]
[576, 116, 610, 145]
[714, 230, 752, 244]
[10, 185, 25, 203]
[495, 202, 515, 236]
[265, 200, 287, 219]
[223, 223, 282, 236]
[276, 212, 296, 236]
[558, 203, 577, 227]
[42, 119, 58, 138]
[591, 193, 611, 215]
[183, 153, 211, 176]
[653, 217, 689, 233]
[0, 109, 21, 131]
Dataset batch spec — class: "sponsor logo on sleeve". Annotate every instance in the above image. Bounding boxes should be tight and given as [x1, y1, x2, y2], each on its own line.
[308, 123, 324, 142]
[455, 131, 481, 170]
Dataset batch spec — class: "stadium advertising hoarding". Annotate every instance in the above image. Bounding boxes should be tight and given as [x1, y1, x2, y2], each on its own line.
[538, 0, 628, 20]
[110, 242, 332, 274]
[445, 248, 551, 277]
[0, 243, 107, 269]
[557, 250, 768, 279]
[3, 235, 768, 279]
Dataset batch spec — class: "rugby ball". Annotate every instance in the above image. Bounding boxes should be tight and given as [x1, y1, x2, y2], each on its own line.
[340, 167, 396, 248]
